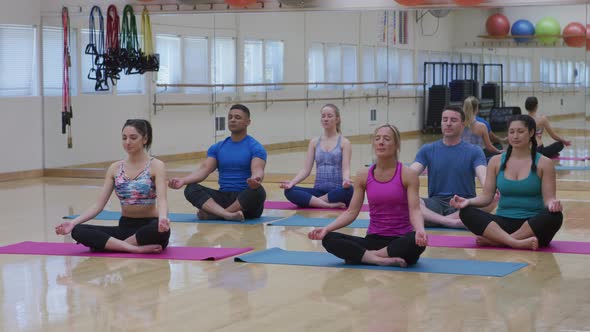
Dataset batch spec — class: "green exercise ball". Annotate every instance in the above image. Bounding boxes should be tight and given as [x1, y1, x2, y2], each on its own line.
[536, 17, 561, 45]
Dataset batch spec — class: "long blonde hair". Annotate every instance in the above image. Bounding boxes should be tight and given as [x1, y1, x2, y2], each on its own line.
[322, 104, 341, 133]
[373, 123, 401, 160]
[463, 96, 479, 129]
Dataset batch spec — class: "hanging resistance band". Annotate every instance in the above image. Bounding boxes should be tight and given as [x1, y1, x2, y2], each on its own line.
[140, 7, 159, 73]
[62, 7, 73, 148]
[121, 5, 141, 75]
[86, 6, 108, 91]
[104, 4, 121, 85]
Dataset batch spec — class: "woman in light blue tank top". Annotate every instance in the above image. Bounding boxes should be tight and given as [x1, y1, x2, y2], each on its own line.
[451, 115, 563, 250]
[280, 104, 354, 208]
[462, 96, 502, 159]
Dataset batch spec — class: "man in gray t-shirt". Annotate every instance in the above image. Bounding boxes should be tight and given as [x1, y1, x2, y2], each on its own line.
[410, 106, 496, 228]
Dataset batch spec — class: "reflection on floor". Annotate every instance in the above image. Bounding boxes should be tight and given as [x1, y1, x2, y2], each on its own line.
[1, 120, 590, 331]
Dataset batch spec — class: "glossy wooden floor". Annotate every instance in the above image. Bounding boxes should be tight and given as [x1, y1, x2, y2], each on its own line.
[2, 128, 590, 331]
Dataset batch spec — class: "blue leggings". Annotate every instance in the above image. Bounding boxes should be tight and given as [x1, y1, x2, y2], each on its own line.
[284, 186, 353, 208]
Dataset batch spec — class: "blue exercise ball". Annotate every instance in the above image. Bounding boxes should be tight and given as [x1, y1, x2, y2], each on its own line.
[511, 19, 535, 43]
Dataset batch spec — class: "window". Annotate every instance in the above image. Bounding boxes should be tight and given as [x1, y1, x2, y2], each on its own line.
[184, 37, 209, 94]
[264, 40, 284, 90]
[308, 42, 324, 87]
[0, 25, 37, 97]
[483, 55, 506, 84]
[156, 35, 182, 93]
[389, 48, 414, 90]
[308, 42, 357, 90]
[362, 46, 388, 89]
[155, 35, 235, 94]
[212, 37, 236, 92]
[116, 35, 144, 95]
[244, 40, 264, 93]
[43, 27, 78, 96]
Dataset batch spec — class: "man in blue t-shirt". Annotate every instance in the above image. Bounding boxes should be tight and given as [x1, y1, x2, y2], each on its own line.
[169, 104, 267, 221]
[410, 106, 495, 228]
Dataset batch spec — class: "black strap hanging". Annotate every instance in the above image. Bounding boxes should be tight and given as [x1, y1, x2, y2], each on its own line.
[121, 5, 141, 75]
[104, 5, 122, 85]
[86, 6, 108, 91]
[62, 6, 73, 148]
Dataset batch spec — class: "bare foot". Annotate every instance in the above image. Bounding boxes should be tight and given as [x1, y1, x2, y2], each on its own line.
[197, 210, 221, 220]
[325, 202, 347, 209]
[225, 210, 245, 222]
[513, 237, 538, 251]
[375, 257, 407, 267]
[446, 217, 466, 229]
[476, 236, 504, 247]
[362, 251, 408, 267]
[134, 244, 163, 254]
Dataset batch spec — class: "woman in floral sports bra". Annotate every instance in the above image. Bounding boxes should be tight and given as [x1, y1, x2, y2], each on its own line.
[55, 119, 171, 253]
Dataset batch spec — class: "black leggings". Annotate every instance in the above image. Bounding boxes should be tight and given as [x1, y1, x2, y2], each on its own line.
[184, 183, 266, 219]
[537, 142, 564, 158]
[459, 206, 562, 247]
[322, 231, 425, 265]
[71, 217, 170, 251]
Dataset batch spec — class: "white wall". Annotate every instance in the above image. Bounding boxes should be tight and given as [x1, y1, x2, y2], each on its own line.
[0, 98, 43, 172]
[1, 3, 588, 173]
[0, 0, 42, 173]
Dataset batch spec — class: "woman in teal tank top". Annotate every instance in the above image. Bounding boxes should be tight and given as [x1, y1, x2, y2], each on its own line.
[450, 115, 563, 250]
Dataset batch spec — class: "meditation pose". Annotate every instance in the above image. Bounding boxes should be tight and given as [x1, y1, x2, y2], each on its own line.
[451, 115, 563, 250]
[308, 124, 427, 267]
[55, 119, 170, 253]
[280, 104, 353, 209]
[169, 104, 267, 221]
[410, 105, 495, 229]
[525, 96, 571, 158]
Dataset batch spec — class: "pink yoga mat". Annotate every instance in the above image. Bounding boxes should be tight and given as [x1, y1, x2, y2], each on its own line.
[264, 201, 369, 212]
[0, 241, 252, 261]
[428, 234, 590, 255]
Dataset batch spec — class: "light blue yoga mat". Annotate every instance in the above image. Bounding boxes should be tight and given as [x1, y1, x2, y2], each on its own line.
[555, 165, 590, 171]
[268, 215, 468, 232]
[64, 210, 282, 225]
[235, 247, 527, 277]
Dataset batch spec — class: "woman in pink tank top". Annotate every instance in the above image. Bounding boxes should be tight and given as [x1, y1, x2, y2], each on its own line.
[308, 124, 428, 266]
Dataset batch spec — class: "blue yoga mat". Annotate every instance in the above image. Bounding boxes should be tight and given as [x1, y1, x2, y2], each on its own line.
[555, 165, 590, 171]
[64, 210, 282, 225]
[235, 247, 527, 277]
[268, 215, 468, 232]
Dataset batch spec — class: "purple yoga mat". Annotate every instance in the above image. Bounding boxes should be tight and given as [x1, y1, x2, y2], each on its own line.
[429, 234, 590, 254]
[0, 241, 252, 261]
[264, 200, 370, 212]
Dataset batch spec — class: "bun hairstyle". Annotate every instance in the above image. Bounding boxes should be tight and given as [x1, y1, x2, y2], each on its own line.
[123, 119, 153, 151]
[501, 114, 537, 173]
[525, 96, 538, 112]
